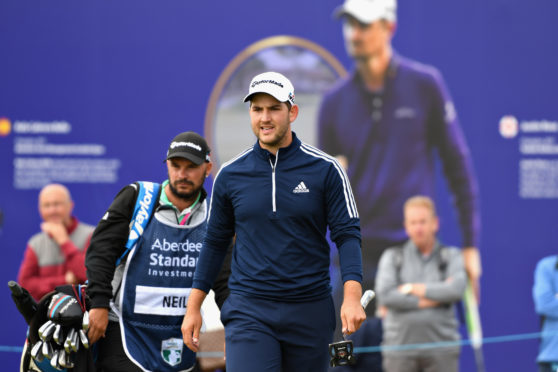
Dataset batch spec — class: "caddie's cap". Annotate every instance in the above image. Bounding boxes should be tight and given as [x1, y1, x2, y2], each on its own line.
[334, 0, 397, 24]
[165, 131, 211, 165]
[243, 71, 295, 105]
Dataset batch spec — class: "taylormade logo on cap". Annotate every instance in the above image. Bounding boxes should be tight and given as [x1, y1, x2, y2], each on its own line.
[170, 141, 202, 152]
[251, 79, 284, 89]
[243, 71, 295, 105]
[165, 131, 210, 165]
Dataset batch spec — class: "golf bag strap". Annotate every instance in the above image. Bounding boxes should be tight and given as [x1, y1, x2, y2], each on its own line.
[115, 181, 161, 266]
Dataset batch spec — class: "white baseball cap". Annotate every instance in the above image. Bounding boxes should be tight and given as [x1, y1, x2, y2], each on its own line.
[243, 71, 295, 105]
[334, 0, 397, 24]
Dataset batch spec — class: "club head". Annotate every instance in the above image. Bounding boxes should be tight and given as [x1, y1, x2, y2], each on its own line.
[41, 340, 53, 359]
[64, 329, 74, 353]
[82, 310, 89, 331]
[38, 320, 54, 340]
[64, 350, 75, 369]
[70, 328, 79, 352]
[328, 340, 355, 367]
[58, 349, 68, 369]
[79, 329, 89, 349]
[50, 349, 59, 369]
[41, 322, 56, 342]
[53, 324, 63, 344]
[30, 341, 44, 362]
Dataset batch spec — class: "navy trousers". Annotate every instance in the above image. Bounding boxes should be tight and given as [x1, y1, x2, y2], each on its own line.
[220, 293, 335, 372]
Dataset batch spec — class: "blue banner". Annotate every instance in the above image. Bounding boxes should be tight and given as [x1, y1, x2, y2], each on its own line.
[1, 1, 557, 370]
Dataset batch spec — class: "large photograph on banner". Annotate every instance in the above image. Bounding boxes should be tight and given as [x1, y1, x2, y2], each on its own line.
[1, 1, 557, 371]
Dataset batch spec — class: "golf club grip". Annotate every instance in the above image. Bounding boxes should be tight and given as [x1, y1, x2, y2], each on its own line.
[8, 280, 23, 296]
[360, 290, 375, 310]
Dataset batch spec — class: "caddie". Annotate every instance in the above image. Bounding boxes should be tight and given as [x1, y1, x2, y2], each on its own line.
[85, 131, 230, 372]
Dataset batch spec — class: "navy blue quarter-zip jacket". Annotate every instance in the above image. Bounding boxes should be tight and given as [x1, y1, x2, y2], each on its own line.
[193, 132, 362, 301]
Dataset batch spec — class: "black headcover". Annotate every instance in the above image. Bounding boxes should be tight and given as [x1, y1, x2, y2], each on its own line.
[47, 293, 84, 326]
[8, 281, 38, 325]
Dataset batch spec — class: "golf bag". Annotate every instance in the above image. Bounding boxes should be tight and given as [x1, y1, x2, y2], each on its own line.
[9, 281, 96, 372]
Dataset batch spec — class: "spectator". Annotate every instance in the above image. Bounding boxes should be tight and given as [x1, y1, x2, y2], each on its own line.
[533, 255, 558, 372]
[375, 196, 466, 372]
[18, 183, 93, 301]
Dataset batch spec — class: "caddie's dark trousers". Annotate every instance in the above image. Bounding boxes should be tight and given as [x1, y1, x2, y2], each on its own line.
[95, 321, 142, 372]
[96, 321, 201, 372]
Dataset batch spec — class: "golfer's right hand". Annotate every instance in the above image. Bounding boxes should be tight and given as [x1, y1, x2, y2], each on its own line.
[181, 310, 202, 352]
[88, 307, 109, 344]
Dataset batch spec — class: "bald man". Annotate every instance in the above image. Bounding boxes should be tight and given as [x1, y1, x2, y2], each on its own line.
[18, 184, 94, 300]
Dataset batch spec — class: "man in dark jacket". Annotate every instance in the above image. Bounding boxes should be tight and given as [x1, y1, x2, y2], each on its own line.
[182, 72, 366, 372]
[86, 131, 230, 372]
